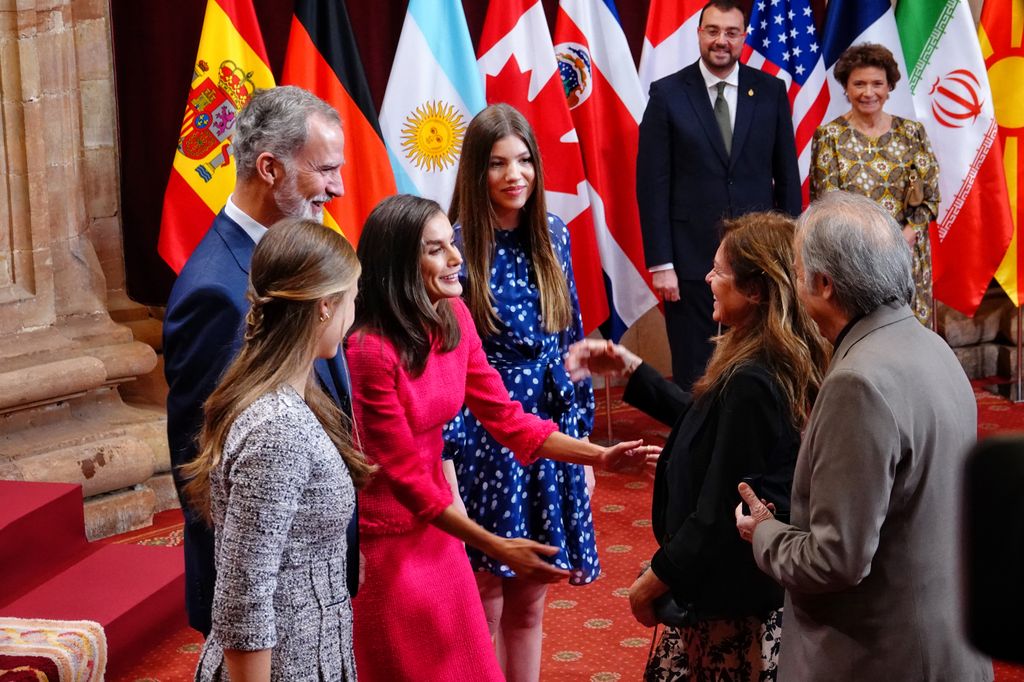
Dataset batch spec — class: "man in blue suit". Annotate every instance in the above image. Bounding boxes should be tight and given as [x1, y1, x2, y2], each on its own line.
[637, 0, 801, 389]
[163, 86, 354, 635]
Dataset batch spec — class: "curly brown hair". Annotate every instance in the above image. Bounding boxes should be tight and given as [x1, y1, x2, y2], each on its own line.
[833, 42, 901, 90]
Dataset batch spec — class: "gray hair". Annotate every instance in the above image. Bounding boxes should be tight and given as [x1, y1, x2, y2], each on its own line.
[233, 86, 341, 180]
[796, 191, 914, 317]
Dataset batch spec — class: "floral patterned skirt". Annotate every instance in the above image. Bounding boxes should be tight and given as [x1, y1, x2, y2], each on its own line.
[643, 609, 783, 682]
[909, 224, 933, 327]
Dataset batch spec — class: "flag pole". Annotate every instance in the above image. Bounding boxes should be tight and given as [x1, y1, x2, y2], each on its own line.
[1015, 304, 1023, 403]
[604, 379, 613, 441]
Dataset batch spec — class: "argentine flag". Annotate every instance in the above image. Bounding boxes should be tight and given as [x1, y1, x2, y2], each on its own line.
[380, 0, 485, 212]
[820, 0, 915, 124]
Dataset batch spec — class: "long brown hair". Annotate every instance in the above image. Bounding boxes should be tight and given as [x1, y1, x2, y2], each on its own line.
[449, 103, 572, 336]
[181, 218, 375, 522]
[693, 213, 830, 427]
[351, 194, 460, 375]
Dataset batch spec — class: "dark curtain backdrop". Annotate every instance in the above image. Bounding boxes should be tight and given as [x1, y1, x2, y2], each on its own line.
[111, 0, 824, 305]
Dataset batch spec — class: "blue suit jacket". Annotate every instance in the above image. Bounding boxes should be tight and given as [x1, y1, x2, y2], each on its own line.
[637, 62, 802, 279]
[163, 210, 356, 635]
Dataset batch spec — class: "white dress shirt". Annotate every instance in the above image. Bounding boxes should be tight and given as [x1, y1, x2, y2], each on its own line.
[224, 195, 268, 244]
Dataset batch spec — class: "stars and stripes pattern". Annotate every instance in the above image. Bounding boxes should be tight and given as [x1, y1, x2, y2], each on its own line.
[742, 0, 830, 200]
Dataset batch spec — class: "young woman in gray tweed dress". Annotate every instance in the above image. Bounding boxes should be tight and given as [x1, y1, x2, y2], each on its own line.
[181, 217, 374, 682]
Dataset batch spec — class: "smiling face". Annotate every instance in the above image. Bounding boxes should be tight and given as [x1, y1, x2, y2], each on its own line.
[487, 134, 536, 229]
[273, 115, 346, 221]
[706, 242, 758, 328]
[845, 66, 891, 118]
[698, 5, 746, 79]
[419, 212, 463, 305]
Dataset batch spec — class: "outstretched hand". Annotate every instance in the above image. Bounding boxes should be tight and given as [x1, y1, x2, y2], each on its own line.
[735, 482, 776, 543]
[565, 340, 641, 381]
[494, 538, 571, 583]
[600, 439, 661, 472]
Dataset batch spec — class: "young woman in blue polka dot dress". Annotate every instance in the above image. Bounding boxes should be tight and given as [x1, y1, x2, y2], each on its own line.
[446, 103, 598, 682]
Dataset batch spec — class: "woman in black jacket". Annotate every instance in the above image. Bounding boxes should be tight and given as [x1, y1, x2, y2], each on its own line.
[567, 212, 830, 681]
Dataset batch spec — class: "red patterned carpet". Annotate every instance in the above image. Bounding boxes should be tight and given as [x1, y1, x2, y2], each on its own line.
[109, 382, 1024, 681]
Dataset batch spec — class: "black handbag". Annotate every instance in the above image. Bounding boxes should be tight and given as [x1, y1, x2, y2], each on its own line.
[652, 591, 697, 627]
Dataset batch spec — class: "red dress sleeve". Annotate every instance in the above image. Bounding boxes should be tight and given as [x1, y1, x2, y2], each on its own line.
[453, 300, 558, 465]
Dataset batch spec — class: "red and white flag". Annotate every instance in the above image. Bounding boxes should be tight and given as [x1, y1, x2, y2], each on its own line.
[638, 0, 704, 97]
[554, 0, 657, 337]
[479, 0, 609, 333]
[742, 0, 831, 200]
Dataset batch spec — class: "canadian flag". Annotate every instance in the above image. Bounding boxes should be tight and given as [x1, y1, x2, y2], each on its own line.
[638, 0, 704, 98]
[479, 0, 609, 332]
[554, 0, 658, 338]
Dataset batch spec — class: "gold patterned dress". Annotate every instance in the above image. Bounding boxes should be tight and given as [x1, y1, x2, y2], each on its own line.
[810, 115, 940, 324]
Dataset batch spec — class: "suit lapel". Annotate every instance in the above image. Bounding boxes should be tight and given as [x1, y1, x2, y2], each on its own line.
[213, 211, 257, 276]
[682, 65, 730, 167]
[730, 66, 757, 168]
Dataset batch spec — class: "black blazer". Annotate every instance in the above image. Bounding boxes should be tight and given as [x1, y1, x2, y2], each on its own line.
[636, 61, 801, 279]
[624, 361, 797, 618]
[163, 210, 355, 634]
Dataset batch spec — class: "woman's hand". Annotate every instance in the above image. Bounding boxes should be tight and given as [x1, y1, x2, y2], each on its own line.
[599, 439, 661, 472]
[565, 339, 642, 381]
[492, 538, 571, 583]
[628, 568, 669, 627]
[902, 225, 917, 249]
[735, 482, 776, 543]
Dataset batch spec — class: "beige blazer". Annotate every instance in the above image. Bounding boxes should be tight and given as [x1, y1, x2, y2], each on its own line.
[753, 303, 992, 681]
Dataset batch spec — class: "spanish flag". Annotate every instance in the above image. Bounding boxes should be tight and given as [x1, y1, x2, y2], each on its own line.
[157, 0, 275, 273]
[986, 0, 1024, 305]
[282, 0, 396, 243]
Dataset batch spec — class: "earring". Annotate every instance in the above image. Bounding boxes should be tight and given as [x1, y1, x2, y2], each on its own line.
[320, 311, 331, 322]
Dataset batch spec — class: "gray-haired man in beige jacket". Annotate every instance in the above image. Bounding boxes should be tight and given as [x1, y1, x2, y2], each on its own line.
[736, 191, 992, 681]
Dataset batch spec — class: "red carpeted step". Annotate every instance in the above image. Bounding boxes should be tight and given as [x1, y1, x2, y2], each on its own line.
[0, 543, 186, 676]
[0, 480, 90, 600]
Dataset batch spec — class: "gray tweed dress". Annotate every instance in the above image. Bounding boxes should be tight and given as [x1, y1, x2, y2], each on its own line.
[194, 385, 357, 681]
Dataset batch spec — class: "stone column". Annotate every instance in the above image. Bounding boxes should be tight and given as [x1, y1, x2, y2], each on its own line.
[0, 0, 173, 539]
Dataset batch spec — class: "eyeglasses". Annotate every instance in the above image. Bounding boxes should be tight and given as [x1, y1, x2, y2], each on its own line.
[700, 26, 746, 42]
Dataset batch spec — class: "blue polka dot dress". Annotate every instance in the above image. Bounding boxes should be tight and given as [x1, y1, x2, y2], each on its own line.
[445, 214, 598, 585]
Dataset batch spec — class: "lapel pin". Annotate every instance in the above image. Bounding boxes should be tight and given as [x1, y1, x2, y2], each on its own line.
[748, 88, 754, 96]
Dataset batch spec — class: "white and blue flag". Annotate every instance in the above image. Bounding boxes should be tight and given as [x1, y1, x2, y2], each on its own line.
[380, 0, 486, 211]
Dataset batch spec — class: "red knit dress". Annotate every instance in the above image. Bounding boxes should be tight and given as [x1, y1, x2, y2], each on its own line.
[346, 297, 558, 681]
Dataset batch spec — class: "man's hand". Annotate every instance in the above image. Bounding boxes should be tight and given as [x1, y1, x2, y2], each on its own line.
[653, 269, 680, 302]
[358, 551, 366, 590]
[735, 482, 776, 543]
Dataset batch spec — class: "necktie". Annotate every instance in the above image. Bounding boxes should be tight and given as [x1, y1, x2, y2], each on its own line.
[714, 81, 732, 156]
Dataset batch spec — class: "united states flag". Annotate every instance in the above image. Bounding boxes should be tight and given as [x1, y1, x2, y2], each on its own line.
[741, 0, 829, 202]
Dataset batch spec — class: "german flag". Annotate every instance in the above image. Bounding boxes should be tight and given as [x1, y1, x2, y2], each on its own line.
[282, 0, 396, 244]
[986, 0, 1024, 305]
[157, 0, 275, 273]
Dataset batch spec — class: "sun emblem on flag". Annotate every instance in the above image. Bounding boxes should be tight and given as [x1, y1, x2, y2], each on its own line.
[401, 101, 466, 172]
[554, 42, 593, 109]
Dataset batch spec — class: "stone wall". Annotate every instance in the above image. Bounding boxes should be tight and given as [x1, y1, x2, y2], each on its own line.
[0, 0, 172, 540]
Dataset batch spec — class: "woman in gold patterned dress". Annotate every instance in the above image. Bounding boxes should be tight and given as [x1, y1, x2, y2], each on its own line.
[810, 43, 940, 324]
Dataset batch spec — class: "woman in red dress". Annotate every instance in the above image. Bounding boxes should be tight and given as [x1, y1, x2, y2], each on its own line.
[346, 194, 655, 680]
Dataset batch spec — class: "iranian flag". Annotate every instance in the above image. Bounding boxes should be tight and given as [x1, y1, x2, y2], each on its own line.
[896, 0, 1014, 316]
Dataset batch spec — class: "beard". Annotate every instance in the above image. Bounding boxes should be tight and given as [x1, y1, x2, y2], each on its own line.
[273, 172, 328, 222]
